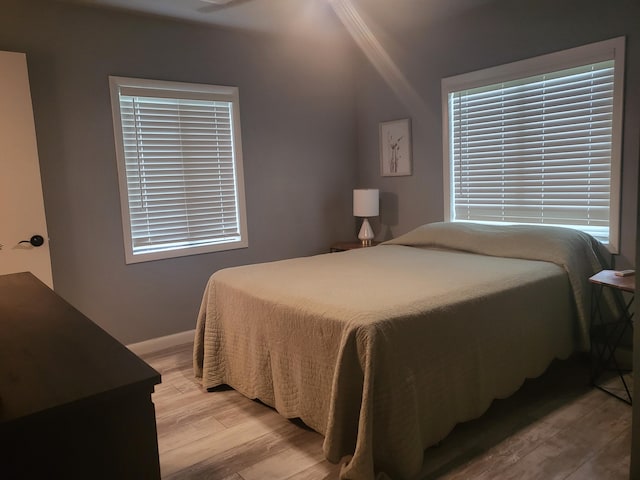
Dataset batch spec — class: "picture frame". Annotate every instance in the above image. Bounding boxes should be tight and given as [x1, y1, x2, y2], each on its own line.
[380, 118, 412, 177]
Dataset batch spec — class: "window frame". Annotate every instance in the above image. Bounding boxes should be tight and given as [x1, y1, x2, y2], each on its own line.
[109, 76, 248, 264]
[441, 37, 625, 252]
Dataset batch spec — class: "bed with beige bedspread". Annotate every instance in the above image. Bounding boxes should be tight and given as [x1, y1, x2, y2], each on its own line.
[194, 222, 607, 479]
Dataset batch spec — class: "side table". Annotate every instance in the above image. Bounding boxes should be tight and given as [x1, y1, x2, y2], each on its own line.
[588, 269, 634, 405]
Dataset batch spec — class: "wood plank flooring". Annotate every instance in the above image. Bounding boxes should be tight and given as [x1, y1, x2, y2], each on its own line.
[142, 344, 632, 479]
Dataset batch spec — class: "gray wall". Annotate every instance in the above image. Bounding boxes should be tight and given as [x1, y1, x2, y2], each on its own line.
[351, 0, 640, 267]
[0, 0, 357, 343]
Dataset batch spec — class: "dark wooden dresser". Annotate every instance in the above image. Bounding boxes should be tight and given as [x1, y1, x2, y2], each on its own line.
[0, 272, 161, 479]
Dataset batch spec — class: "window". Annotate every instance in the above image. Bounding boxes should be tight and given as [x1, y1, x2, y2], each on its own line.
[109, 76, 248, 263]
[442, 37, 625, 252]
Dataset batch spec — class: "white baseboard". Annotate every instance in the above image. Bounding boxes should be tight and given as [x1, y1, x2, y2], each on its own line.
[127, 329, 195, 356]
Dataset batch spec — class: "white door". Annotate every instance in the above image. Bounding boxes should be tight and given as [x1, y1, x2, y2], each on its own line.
[0, 51, 53, 288]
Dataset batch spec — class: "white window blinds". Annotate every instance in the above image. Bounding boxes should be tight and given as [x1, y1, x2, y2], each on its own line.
[442, 37, 624, 251]
[110, 77, 247, 263]
[450, 61, 613, 237]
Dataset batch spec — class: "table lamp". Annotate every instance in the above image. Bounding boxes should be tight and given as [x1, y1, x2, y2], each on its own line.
[353, 188, 379, 246]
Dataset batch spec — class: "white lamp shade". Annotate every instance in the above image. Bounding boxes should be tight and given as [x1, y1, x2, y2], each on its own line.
[353, 189, 379, 217]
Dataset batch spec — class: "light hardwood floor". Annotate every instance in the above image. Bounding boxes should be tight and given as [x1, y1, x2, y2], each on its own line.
[142, 344, 632, 479]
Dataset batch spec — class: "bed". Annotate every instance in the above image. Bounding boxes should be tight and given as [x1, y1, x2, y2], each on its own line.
[194, 222, 608, 480]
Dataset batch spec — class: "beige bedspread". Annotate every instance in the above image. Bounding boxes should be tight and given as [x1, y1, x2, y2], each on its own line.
[194, 223, 605, 479]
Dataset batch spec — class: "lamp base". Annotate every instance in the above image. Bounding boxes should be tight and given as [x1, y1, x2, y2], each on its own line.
[358, 218, 375, 247]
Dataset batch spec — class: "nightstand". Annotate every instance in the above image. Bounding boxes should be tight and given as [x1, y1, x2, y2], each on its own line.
[330, 241, 380, 252]
[588, 270, 634, 405]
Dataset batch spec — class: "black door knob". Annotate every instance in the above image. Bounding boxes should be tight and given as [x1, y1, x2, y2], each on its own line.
[29, 235, 44, 247]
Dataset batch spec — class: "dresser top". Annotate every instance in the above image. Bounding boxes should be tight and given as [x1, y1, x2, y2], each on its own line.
[0, 272, 161, 425]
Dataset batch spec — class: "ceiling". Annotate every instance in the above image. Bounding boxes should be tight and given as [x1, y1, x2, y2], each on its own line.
[58, 0, 498, 38]
[61, 0, 345, 37]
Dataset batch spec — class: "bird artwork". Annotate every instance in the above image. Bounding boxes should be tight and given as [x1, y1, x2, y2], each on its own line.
[387, 132, 403, 174]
